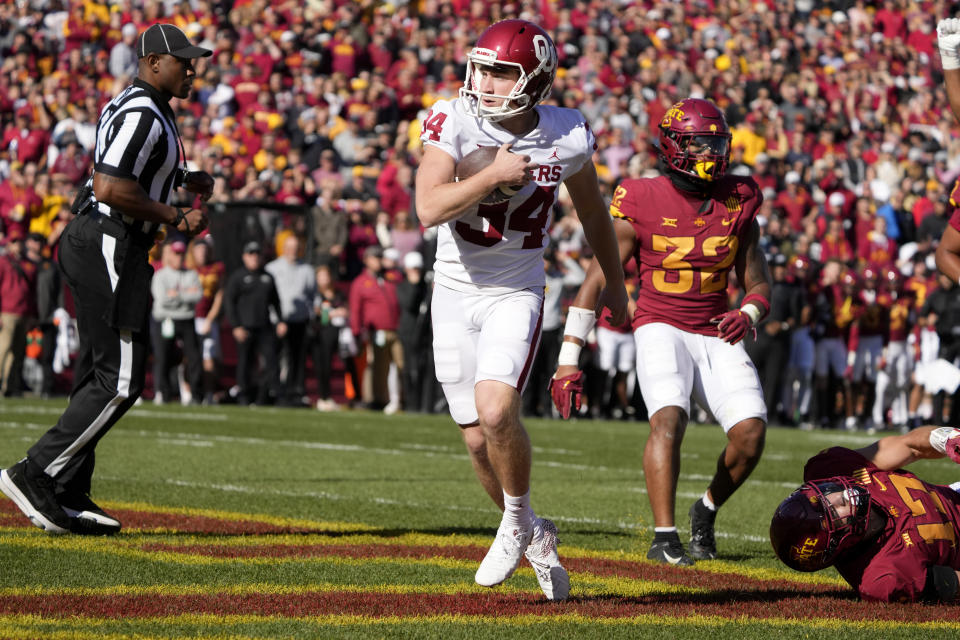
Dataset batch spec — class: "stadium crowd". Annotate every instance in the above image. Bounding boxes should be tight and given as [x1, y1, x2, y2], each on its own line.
[0, 0, 959, 432]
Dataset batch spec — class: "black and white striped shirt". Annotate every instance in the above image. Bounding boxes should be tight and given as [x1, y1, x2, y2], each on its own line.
[91, 78, 184, 236]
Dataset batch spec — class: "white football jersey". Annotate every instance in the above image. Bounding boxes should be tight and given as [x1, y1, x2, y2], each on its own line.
[420, 97, 596, 293]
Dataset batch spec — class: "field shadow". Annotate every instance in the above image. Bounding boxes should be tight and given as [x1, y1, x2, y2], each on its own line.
[578, 587, 857, 606]
[129, 525, 504, 540]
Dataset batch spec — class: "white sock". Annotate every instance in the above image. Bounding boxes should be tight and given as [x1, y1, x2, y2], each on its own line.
[654, 526, 678, 534]
[702, 491, 717, 511]
[501, 491, 533, 530]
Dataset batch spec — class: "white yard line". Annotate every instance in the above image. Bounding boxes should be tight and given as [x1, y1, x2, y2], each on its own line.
[103, 475, 767, 542]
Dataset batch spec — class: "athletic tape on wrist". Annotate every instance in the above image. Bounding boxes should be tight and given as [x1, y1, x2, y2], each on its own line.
[740, 293, 770, 325]
[941, 46, 960, 70]
[563, 306, 596, 342]
[741, 304, 761, 325]
[557, 341, 582, 366]
[930, 427, 960, 454]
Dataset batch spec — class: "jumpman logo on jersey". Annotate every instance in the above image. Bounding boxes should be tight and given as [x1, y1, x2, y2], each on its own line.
[548, 147, 560, 160]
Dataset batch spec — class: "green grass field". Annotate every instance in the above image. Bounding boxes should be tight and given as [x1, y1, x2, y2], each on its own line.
[1, 397, 959, 639]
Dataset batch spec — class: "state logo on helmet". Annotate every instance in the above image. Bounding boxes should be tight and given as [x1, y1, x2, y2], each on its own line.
[460, 19, 557, 122]
[657, 98, 731, 184]
[770, 476, 872, 572]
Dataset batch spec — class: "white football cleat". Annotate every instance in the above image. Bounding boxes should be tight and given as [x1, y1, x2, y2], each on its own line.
[524, 517, 569, 601]
[475, 522, 532, 587]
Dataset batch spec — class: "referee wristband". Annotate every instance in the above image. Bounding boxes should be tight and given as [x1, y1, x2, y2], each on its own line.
[173, 207, 190, 234]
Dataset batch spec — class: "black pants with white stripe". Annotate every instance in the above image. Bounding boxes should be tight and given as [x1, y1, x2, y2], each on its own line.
[27, 214, 149, 491]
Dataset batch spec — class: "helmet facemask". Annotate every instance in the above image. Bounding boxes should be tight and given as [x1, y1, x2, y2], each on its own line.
[770, 477, 872, 572]
[461, 57, 533, 122]
[660, 130, 730, 183]
[458, 21, 557, 123]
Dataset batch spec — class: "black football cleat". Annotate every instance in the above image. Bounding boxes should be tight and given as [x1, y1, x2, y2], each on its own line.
[688, 499, 718, 560]
[647, 535, 695, 566]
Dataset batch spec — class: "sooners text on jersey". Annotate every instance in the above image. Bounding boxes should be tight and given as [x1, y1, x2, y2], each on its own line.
[420, 97, 595, 293]
[610, 175, 762, 335]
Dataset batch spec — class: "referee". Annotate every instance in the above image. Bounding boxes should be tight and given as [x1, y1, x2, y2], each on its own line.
[0, 24, 213, 535]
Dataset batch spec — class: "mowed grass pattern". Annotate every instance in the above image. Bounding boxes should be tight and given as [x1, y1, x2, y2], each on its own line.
[1, 398, 959, 639]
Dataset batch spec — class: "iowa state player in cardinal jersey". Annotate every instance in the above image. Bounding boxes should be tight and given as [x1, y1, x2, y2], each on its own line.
[550, 98, 773, 566]
[771, 425, 960, 603]
[414, 19, 628, 600]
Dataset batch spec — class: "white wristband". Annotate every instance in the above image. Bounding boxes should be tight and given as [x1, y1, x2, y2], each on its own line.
[557, 341, 582, 366]
[740, 302, 762, 325]
[563, 306, 596, 342]
[930, 427, 960, 454]
[941, 46, 960, 70]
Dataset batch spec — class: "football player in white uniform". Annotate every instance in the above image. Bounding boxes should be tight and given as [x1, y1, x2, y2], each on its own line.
[415, 19, 628, 601]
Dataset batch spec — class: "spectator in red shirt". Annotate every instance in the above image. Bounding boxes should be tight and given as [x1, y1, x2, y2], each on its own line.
[231, 60, 263, 114]
[376, 161, 412, 218]
[874, 0, 907, 41]
[858, 216, 897, 270]
[0, 162, 42, 240]
[775, 171, 816, 234]
[348, 245, 401, 413]
[819, 216, 855, 264]
[0, 229, 37, 397]
[49, 134, 91, 186]
[2, 106, 51, 167]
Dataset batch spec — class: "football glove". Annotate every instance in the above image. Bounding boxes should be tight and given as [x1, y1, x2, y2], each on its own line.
[947, 433, 960, 464]
[938, 18, 960, 70]
[549, 370, 583, 420]
[710, 309, 753, 345]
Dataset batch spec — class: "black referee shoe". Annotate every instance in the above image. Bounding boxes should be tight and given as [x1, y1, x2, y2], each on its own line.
[0, 459, 71, 534]
[57, 491, 121, 536]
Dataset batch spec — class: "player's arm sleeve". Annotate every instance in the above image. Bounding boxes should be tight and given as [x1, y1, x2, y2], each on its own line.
[418, 100, 459, 160]
[570, 113, 597, 174]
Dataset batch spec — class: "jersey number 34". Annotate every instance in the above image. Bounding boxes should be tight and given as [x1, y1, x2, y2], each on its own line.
[456, 186, 555, 249]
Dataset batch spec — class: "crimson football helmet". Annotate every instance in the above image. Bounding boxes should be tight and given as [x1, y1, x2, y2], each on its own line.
[460, 19, 557, 122]
[770, 477, 872, 572]
[658, 98, 731, 183]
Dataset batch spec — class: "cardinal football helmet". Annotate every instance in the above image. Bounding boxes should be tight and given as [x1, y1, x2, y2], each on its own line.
[770, 477, 872, 572]
[658, 98, 731, 183]
[460, 19, 557, 122]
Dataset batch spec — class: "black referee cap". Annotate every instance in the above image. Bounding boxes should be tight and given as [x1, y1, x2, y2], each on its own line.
[138, 24, 212, 59]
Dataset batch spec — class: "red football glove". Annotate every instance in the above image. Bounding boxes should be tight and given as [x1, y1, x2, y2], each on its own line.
[947, 434, 960, 464]
[549, 371, 583, 419]
[710, 310, 753, 345]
